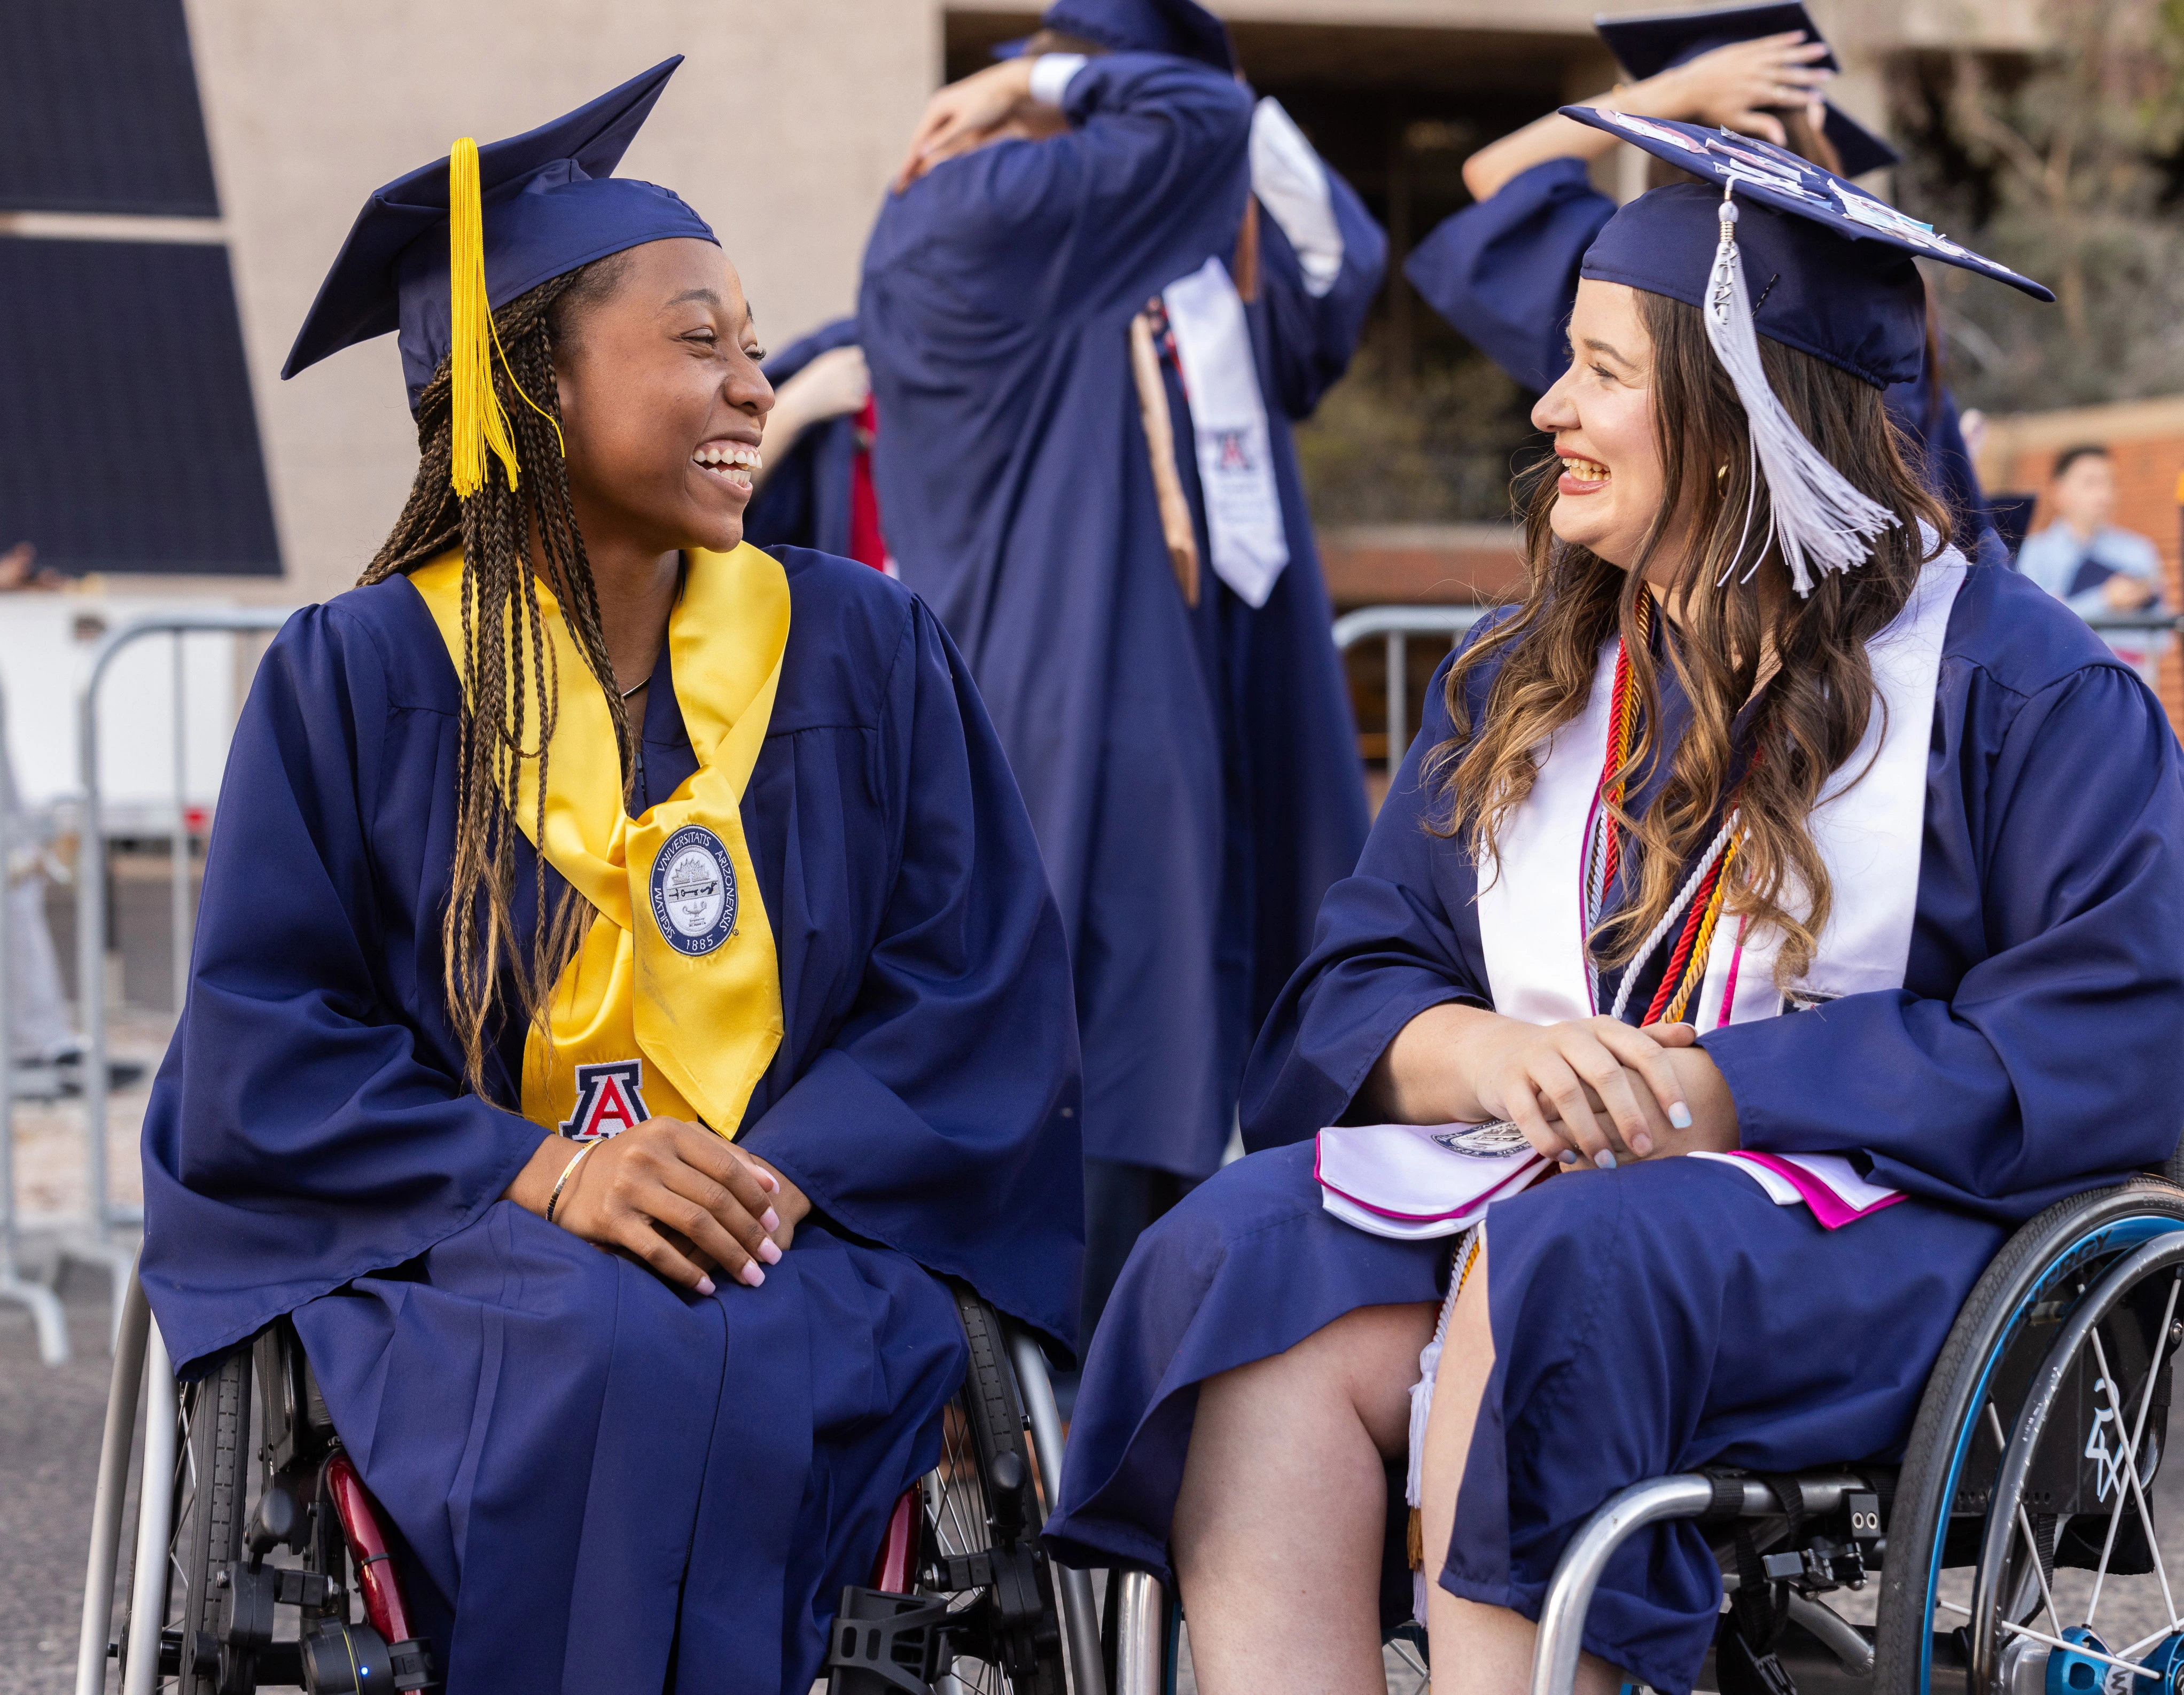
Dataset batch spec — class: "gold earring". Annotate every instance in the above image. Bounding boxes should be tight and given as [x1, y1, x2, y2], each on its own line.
[1716, 461, 1730, 488]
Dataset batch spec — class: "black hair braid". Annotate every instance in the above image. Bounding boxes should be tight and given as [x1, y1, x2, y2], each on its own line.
[357, 257, 636, 1100]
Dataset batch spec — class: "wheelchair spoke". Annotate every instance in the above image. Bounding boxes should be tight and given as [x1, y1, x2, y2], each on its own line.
[1987, 1400, 2063, 1636]
[2082, 1314, 2179, 1633]
[1995, 1616, 2166, 1681]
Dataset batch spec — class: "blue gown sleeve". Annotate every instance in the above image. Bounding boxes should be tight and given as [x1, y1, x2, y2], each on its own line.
[883, 52, 1253, 324]
[139, 606, 543, 1373]
[737, 600, 1086, 1354]
[1404, 158, 1615, 393]
[1704, 661, 2184, 1220]
[1240, 643, 1499, 1151]
[1255, 161, 1388, 420]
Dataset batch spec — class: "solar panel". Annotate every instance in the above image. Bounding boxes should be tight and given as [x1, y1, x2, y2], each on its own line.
[0, 0, 220, 215]
[0, 238, 280, 575]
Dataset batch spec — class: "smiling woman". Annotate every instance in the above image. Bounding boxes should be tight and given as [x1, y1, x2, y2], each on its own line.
[1045, 119, 2184, 1695]
[138, 59, 1083, 1695]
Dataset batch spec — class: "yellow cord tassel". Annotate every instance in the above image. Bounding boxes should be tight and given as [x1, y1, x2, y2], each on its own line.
[447, 137, 521, 498]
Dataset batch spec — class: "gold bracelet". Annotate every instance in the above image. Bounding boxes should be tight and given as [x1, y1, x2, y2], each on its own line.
[545, 1139, 602, 1227]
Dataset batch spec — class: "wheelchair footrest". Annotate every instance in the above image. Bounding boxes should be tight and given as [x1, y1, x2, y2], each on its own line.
[825, 1587, 954, 1695]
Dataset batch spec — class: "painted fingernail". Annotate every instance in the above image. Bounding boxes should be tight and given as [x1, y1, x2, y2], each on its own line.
[761, 1207, 780, 1233]
[696, 1275, 717, 1296]
[758, 1238, 782, 1265]
[1631, 1133, 1653, 1157]
[1595, 1150, 1618, 1171]
[1559, 1149, 1580, 1166]
[758, 1170, 780, 1192]
[1669, 1103, 1694, 1129]
[740, 1261, 766, 1288]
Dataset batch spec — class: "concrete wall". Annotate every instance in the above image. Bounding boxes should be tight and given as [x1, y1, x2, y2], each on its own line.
[180, 0, 943, 607]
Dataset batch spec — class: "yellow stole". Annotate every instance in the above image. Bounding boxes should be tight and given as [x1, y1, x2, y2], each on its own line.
[411, 545, 790, 1140]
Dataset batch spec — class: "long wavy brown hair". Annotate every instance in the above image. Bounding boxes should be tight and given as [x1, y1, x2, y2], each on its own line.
[1428, 287, 1950, 987]
[358, 255, 635, 1098]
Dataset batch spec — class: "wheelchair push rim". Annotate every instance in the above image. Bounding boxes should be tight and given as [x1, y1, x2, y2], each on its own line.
[1883, 1183, 2184, 1695]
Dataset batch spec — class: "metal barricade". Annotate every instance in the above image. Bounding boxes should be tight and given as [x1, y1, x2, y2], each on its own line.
[52, 610, 296, 1352]
[1336, 603, 2184, 767]
[0, 675, 69, 1363]
[1332, 604, 1490, 763]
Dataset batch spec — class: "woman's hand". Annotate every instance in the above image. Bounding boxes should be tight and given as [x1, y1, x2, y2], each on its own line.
[1641, 33, 1834, 146]
[895, 59, 1054, 191]
[504, 1120, 811, 1295]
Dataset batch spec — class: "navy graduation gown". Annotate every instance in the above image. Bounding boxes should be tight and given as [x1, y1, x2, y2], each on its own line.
[1046, 560, 2184, 1687]
[1405, 157, 1991, 529]
[863, 53, 1369, 1179]
[743, 318, 859, 559]
[141, 549, 1083, 1693]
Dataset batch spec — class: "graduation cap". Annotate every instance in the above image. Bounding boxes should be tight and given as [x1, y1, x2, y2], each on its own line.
[1594, 2, 1900, 177]
[282, 57, 716, 494]
[992, 0, 1235, 74]
[1559, 104, 2052, 594]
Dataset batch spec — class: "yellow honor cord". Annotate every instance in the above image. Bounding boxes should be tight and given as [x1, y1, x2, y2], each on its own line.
[448, 136, 523, 498]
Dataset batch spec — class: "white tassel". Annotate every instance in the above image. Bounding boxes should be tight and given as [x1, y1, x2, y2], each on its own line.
[1703, 187, 1898, 596]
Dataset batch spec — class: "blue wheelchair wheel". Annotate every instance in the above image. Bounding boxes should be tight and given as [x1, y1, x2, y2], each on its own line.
[1875, 1177, 2184, 1694]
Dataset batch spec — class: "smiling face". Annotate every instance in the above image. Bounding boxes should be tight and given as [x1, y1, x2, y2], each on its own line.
[550, 238, 773, 558]
[1531, 280, 1679, 581]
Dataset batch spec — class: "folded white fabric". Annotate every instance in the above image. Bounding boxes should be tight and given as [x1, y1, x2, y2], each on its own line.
[1314, 1121, 1549, 1239]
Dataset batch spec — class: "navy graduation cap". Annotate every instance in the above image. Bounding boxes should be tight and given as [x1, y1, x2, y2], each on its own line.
[1558, 105, 2051, 595]
[282, 58, 716, 424]
[1594, 2, 1900, 177]
[992, 0, 1235, 73]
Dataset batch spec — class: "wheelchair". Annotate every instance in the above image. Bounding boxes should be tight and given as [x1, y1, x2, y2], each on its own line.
[75, 1264, 1104, 1695]
[1097, 1157, 2184, 1695]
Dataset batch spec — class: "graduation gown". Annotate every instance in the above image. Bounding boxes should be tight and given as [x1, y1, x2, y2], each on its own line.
[1044, 559, 2184, 1690]
[140, 548, 1083, 1695]
[1404, 157, 1992, 532]
[862, 53, 1371, 1179]
[742, 318, 859, 560]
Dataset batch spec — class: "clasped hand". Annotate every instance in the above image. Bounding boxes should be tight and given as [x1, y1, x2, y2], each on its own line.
[505, 1118, 809, 1295]
[1371, 1003, 1740, 1170]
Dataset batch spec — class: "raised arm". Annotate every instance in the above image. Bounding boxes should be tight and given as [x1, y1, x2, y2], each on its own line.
[884, 52, 1254, 324]
[1462, 32, 1832, 201]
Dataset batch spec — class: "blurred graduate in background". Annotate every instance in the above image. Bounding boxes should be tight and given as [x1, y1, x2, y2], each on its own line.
[1406, 1, 1992, 540]
[860, 0, 1386, 1352]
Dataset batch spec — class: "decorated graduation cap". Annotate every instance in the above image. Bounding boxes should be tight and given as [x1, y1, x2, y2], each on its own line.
[282, 57, 717, 495]
[1594, 2, 1899, 177]
[992, 0, 1235, 73]
[1561, 104, 2052, 595]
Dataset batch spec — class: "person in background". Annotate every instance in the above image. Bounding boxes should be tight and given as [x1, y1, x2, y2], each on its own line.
[2017, 443, 2169, 685]
[0, 541, 67, 591]
[861, 0, 1383, 1356]
[739, 322, 886, 568]
[1405, 1, 1993, 541]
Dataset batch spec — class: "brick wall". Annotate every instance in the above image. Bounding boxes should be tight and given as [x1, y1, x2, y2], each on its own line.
[1978, 395, 2184, 732]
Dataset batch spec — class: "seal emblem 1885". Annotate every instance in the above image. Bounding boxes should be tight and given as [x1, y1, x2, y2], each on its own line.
[648, 825, 737, 956]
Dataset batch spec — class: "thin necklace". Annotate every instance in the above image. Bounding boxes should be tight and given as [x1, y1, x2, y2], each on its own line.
[619, 676, 646, 700]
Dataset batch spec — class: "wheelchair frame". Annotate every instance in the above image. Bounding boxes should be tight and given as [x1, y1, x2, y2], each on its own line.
[1093, 1167, 2184, 1695]
[75, 1264, 1106, 1695]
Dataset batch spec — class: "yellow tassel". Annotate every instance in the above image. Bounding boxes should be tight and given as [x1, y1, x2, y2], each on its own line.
[447, 136, 521, 499]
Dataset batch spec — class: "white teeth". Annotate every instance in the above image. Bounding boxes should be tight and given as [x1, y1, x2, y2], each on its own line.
[692, 443, 763, 472]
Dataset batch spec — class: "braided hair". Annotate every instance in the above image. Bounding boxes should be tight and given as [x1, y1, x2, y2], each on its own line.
[360, 255, 636, 1099]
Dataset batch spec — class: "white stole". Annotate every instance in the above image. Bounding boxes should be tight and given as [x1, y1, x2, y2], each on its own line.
[1162, 256, 1289, 608]
[1475, 546, 1965, 1028]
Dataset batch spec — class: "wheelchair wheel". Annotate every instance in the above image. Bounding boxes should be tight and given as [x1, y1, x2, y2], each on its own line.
[830, 1287, 1067, 1695]
[1875, 1177, 2184, 1694]
[918, 1287, 1065, 1695]
[130, 1343, 254, 1694]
